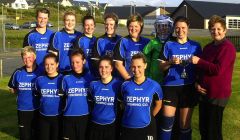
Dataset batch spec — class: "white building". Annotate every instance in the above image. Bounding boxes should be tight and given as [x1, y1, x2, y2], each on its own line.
[2, 0, 28, 9]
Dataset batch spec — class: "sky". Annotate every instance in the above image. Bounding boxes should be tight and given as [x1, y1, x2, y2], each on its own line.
[76, 0, 240, 7]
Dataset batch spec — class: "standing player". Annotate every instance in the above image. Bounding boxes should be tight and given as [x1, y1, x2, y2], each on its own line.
[61, 49, 94, 140]
[159, 16, 202, 140]
[143, 15, 173, 84]
[73, 15, 97, 76]
[48, 11, 82, 73]
[88, 56, 122, 140]
[114, 13, 150, 80]
[8, 46, 41, 140]
[23, 8, 54, 72]
[91, 13, 122, 77]
[119, 53, 163, 140]
[35, 53, 63, 140]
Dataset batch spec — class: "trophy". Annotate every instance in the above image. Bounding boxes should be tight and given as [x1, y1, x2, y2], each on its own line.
[180, 60, 189, 79]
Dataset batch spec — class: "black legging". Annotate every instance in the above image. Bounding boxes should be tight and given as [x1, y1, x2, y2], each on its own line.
[199, 101, 224, 140]
[38, 114, 61, 140]
[17, 110, 39, 140]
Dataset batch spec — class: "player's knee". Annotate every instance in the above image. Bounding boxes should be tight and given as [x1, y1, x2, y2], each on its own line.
[160, 116, 175, 131]
[180, 119, 191, 129]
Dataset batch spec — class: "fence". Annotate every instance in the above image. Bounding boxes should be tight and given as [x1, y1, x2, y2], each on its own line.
[226, 36, 240, 51]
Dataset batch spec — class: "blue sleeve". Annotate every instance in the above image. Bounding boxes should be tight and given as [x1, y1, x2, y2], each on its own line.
[163, 42, 169, 60]
[113, 39, 125, 61]
[61, 76, 67, 93]
[48, 32, 59, 52]
[88, 82, 95, 102]
[154, 82, 163, 100]
[23, 32, 31, 47]
[72, 36, 81, 50]
[35, 78, 40, 96]
[159, 42, 169, 61]
[92, 38, 101, 59]
[8, 69, 19, 88]
[118, 81, 127, 102]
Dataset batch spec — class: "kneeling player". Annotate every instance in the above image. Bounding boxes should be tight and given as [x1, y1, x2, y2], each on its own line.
[119, 53, 163, 140]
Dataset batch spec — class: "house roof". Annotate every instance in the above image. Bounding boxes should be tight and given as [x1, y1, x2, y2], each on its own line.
[72, 1, 106, 8]
[165, 7, 177, 14]
[2, 0, 16, 4]
[175, 0, 240, 18]
[105, 6, 157, 19]
[99, 3, 107, 9]
[26, 0, 73, 4]
[72, 1, 89, 7]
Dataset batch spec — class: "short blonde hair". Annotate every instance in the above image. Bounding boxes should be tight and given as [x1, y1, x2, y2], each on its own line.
[21, 46, 36, 58]
[208, 15, 226, 30]
[63, 11, 76, 21]
[127, 13, 144, 33]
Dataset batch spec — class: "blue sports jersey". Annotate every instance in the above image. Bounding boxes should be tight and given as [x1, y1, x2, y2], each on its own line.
[49, 29, 82, 72]
[62, 71, 94, 116]
[89, 78, 122, 125]
[73, 34, 97, 76]
[8, 66, 41, 111]
[35, 74, 63, 116]
[91, 34, 122, 78]
[160, 39, 202, 86]
[23, 29, 54, 72]
[114, 36, 150, 75]
[120, 78, 163, 128]
[92, 34, 122, 58]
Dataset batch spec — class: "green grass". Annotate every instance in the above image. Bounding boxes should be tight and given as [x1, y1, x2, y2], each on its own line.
[0, 53, 239, 139]
[0, 77, 18, 140]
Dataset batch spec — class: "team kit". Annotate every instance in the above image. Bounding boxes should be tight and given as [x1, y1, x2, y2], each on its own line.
[8, 7, 236, 140]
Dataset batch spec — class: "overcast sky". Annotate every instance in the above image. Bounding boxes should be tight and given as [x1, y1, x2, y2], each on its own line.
[76, 0, 240, 7]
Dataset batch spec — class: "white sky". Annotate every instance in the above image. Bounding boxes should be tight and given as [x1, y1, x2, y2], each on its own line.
[75, 0, 240, 7]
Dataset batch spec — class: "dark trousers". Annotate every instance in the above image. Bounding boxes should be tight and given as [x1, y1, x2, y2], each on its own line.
[38, 114, 61, 140]
[62, 115, 88, 140]
[120, 118, 157, 140]
[17, 110, 38, 140]
[89, 121, 116, 140]
[199, 101, 225, 140]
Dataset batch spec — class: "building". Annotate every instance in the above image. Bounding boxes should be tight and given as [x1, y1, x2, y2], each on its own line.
[72, 1, 89, 11]
[72, 0, 106, 11]
[171, 0, 240, 29]
[2, 0, 29, 9]
[26, 0, 73, 7]
[105, 6, 176, 26]
[60, 0, 73, 7]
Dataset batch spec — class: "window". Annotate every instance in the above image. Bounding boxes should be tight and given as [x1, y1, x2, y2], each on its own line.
[228, 18, 240, 29]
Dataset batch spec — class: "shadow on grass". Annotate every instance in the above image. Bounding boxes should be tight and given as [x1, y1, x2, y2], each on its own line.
[0, 89, 19, 139]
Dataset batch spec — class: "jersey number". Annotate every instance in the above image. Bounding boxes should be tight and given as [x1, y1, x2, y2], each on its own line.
[147, 136, 153, 140]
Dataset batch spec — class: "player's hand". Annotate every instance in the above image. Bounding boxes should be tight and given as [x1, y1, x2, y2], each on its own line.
[189, 56, 200, 64]
[171, 57, 181, 65]
[8, 88, 16, 94]
[195, 83, 207, 94]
